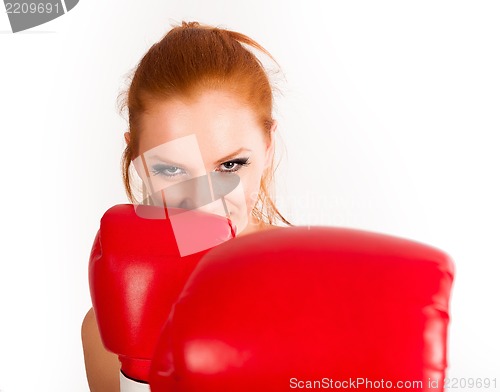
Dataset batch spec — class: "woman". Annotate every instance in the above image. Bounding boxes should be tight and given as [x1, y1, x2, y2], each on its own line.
[81, 20, 291, 391]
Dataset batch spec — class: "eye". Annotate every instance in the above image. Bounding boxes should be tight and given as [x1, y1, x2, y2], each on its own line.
[217, 158, 250, 173]
[222, 162, 237, 170]
[150, 164, 186, 178]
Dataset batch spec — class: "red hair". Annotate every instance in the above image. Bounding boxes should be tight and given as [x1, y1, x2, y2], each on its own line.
[119, 21, 291, 226]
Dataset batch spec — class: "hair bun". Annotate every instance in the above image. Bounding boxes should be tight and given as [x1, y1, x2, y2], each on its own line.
[181, 21, 200, 29]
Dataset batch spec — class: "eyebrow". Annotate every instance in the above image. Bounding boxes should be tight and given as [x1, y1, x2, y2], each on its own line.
[213, 148, 252, 165]
[147, 148, 252, 167]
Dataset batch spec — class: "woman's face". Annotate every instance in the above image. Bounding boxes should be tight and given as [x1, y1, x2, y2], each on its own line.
[127, 89, 276, 236]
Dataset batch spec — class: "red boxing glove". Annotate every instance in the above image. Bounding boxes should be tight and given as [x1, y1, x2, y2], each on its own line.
[88, 204, 234, 388]
[150, 226, 455, 392]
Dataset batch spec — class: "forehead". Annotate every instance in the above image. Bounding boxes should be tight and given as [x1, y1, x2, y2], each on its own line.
[138, 90, 264, 156]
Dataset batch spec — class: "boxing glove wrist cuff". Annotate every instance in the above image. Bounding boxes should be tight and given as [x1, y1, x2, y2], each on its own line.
[120, 356, 151, 383]
[120, 371, 150, 392]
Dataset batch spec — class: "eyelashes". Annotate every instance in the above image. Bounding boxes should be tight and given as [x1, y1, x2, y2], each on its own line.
[150, 157, 251, 178]
[219, 158, 250, 173]
[150, 164, 184, 177]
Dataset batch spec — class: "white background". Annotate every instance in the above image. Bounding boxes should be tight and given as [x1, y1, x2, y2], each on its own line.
[1, 1, 499, 390]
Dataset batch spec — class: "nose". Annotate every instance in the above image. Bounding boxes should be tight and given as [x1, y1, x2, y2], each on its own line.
[187, 199, 228, 217]
[182, 179, 230, 218]
[161, 172, 240, 216]
[163, 175, 211, 210]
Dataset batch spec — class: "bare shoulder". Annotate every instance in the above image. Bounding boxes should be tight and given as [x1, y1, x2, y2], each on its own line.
[81, 308, 120, 392]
